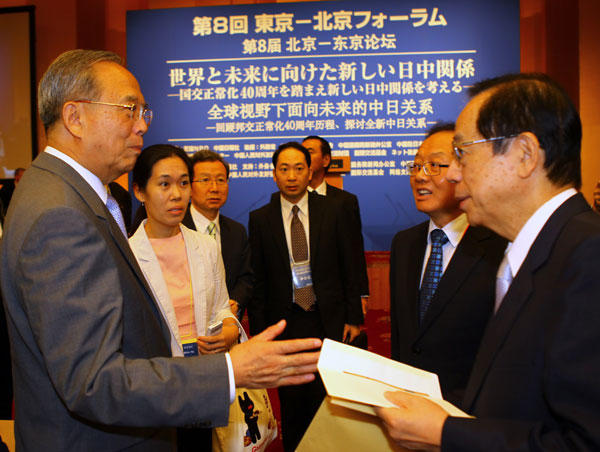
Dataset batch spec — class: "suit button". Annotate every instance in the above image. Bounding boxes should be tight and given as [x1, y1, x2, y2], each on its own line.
[412, 346, 421, 355]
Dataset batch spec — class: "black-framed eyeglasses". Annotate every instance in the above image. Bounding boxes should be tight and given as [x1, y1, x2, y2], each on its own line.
[74, 100, 153, 126]
[192, 177, 228, 186]
[407, 162, 450, 176]
[452, 134, 519, 161]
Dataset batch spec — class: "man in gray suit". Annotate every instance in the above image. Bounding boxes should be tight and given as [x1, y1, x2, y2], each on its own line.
[0, 49, 320, 452]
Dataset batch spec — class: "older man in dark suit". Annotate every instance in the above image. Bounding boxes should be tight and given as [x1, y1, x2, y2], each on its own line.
[375, 74, 600, 451]
[390, 122, 506, 405]
[0, 50, 320, 452]
[248, 141, 363, 451]
[182, 150, 253, 321]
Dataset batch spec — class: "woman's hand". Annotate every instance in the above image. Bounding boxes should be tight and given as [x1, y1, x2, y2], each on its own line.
[196, 318, 239, 354]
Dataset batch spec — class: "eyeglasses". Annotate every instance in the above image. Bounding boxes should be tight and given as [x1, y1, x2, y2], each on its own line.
[74, 100, 153, 126]
[452, 134, 519, 161]
[192, 177, 228, 186]
[407, 162, 450, 176]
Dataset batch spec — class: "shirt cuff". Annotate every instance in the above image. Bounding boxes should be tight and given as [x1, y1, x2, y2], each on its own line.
[225, 352, 236, 403]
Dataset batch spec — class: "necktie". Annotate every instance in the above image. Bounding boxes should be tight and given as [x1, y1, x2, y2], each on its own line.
[106, 193, 127, 238]
[419, 229, 448, 322]
[494, 254, 512, 313]
[291, 205, 316, 311]
[206, 221, 217, 240]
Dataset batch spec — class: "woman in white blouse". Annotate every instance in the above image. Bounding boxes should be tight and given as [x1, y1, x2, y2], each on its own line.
[129, 144, 239, 358]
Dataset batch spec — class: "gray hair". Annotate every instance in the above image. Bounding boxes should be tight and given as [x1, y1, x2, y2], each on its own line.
[38, 49, 122, 131]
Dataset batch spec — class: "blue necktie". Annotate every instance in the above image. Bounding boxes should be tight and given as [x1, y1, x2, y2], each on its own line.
[106, 193, 127, 238]
[419, 229, 448, 322]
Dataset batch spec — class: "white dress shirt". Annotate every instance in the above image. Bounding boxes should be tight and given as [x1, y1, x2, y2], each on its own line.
[190, 205, 222, 253]
[504, 188, 577, 280]
[419, 213, 469, 287]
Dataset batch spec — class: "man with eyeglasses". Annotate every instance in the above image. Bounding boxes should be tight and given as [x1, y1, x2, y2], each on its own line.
[390, 122, 506, 406]
[182, 149, 253, 321]
[376, 73, 600, 451]
[0, 50, 321, 452]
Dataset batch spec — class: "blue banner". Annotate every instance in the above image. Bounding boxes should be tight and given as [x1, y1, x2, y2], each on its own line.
[127, 0, 519, 250]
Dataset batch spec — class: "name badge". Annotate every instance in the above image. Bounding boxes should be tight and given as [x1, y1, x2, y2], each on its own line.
[181, 339, 199, 357]
[292, 261, 313, 289]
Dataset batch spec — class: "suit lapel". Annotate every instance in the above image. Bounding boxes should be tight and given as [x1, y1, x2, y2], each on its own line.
[406, 224, 428, 328]
[462, 194, 590, 410]
[219, 215, 233, 266]
[35, 153, 168, 333]
[182, 205, 196, 230]
[419, 226, 485, 334]
[267, 195, 291, 269]
[308, 192, 323, 263]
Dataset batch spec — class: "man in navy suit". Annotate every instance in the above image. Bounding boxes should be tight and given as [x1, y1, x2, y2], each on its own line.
[389, 122, 506, 405]
[302, 135, 370, 314]
[375, 74, 600, 450]
[183, 150, 253, 321]
[248, 142, 363, 451]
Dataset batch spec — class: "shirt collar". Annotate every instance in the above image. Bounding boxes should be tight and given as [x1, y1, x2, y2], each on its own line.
[427, 213, 468, 248]
[45, 145, 107, 203]
[308, 181, 327, 196]
[191, 204, 220, 233]
[506, 188, 577, 278]
[280, 191, 309, 219]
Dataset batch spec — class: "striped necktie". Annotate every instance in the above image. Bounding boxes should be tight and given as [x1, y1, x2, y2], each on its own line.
[206, 221, 217, 239]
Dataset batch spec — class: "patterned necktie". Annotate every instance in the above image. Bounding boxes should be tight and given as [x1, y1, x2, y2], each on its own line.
[206, 221, 217, 240]
[291, 205, 316, 311]
[494, 254, 512, 313]
[419, 229, 449, 322]
[106, 193, 127, 238]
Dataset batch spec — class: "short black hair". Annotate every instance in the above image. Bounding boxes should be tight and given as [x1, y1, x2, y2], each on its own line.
[272, 141, 311, 168]
[132, 144, 192, 191]
[424, 122, 455, 139]
[303, 135, 331, 170]
[469, 73, 582, 189]
[190, 149, 229, 179]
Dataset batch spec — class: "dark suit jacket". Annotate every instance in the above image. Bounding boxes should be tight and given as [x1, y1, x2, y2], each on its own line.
[325, 183, 370, 296]
[183, 207, 254, 315]
[0, 152, 230, 452]
[248, 191, 363, 340]
[443, 194, 600, 450]
[390, 222, 506, 405]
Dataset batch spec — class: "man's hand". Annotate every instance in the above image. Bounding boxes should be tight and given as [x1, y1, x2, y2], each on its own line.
[343, 324, 361, 343]
[361, 296, 369, 316]
[229, 320, 321, 388]
[374, 391, 448, 451]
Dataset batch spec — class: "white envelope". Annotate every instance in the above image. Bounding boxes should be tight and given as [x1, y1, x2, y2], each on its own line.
[317, 338, 470, 417]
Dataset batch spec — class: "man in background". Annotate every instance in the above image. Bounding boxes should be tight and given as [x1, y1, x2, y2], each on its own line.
[390, 122, 505, 405]
[375, 73, 600, 450]
[1, 49, 320, 452]
[302, 135, 369, 314]
[249, 141, 363, 451]
[183, 150, 253, 321]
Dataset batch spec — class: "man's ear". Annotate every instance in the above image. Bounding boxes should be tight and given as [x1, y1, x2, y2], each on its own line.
[515, 132, 542, 179]
[323, 154, 331, 168]
[62, 101, 83, 138]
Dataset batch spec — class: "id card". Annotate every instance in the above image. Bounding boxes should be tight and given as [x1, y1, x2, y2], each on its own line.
[181, 339, 199, 357]
[292, 261, 313, 289]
